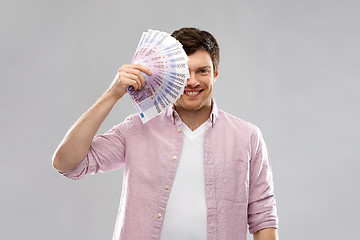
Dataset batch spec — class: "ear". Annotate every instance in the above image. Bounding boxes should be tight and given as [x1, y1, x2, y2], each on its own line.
[213, 67, 219, 82]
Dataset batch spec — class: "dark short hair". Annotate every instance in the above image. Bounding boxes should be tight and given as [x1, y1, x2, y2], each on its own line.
[171, 27, 220, 75]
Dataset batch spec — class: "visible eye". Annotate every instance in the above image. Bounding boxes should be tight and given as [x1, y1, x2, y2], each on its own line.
[199, 68, 210, 74]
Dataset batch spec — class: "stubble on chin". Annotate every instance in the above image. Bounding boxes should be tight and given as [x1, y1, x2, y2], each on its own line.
[174, 96, 212, 113]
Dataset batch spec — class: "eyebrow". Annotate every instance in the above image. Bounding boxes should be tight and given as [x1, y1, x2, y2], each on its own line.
[188, 65, 212, 72]
[197, 65, 212, 69]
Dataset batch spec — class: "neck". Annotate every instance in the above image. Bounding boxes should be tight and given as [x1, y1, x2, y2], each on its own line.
[175, 103, 212, 131]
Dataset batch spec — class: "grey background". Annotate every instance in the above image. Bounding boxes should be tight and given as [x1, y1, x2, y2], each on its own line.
[1, 0, 359, 239]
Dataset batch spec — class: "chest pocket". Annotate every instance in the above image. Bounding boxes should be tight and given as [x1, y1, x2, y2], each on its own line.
[218, 160, 249, 203]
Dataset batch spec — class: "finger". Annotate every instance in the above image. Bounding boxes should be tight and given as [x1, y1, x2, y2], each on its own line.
[128, 80, 141, 91]
[125, 68, 146, 86]
[122, 72, 142, 90]
[121, 78, 140, 91]
[133, 64, 152, 76]
[118, 64, 150, 88]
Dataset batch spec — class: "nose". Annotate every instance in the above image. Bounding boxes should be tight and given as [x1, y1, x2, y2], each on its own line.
[187, 72, 199, 87]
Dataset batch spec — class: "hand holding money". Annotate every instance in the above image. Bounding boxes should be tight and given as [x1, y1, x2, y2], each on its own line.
[128, 29, 190, 123]
[107, 64, 152, 100]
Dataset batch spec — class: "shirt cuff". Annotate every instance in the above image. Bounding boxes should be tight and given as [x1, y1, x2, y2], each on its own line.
[58, 156, 88, 180]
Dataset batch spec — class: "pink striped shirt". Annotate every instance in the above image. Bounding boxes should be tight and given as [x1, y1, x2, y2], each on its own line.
[60, 100, 278, 239]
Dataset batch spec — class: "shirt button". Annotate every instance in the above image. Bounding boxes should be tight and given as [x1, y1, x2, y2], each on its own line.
[178, 128, 181, 133]
[157, 213, 162, 218]
[165, 185, 169, 190]
[172, 155, 177, 160]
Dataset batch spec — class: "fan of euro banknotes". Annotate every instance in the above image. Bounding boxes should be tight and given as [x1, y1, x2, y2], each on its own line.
[127, 29, 190, 123]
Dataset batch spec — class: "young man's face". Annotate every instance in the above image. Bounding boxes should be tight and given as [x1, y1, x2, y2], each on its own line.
[174, 50, 219, 112]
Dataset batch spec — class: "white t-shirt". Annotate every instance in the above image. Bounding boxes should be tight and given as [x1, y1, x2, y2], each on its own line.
[159, 121, 207, 240]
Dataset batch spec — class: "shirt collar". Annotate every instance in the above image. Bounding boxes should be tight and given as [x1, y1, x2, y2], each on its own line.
[166, 98, 219, 127]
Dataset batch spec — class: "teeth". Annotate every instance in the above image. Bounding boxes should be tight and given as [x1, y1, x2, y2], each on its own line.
[186, 91, 199, 95]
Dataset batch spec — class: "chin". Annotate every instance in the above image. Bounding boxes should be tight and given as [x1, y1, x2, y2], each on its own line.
[175, 99, 205, 112]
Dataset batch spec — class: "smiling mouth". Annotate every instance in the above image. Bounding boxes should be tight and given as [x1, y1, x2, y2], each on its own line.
[184, 89, 203, 97]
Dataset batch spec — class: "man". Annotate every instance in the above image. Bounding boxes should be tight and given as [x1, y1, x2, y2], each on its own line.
[53, 27, 279, 240]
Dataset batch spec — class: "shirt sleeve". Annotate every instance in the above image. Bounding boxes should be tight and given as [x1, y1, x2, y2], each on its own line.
[247, 125, 278, 234]
[60, 122, 127, 180]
